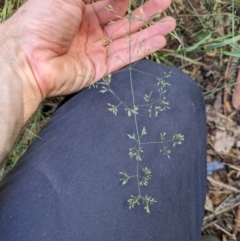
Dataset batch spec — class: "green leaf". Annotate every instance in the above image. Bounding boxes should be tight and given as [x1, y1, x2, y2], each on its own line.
[205, 35, 240, 51]
[186, 31, 211, 52]
[222, 51, 240, 58]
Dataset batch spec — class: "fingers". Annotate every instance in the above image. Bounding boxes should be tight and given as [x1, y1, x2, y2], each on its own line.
[104, 0, 171, 40]
[107, 35, 166, 73]
[89, 0, 129, 25]
[82, 0, 102, 3]
[106, 16, 175, 74]
[107, 16, 175, 56]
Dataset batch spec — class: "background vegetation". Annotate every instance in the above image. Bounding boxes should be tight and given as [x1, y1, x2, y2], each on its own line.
[0, 0, 240, 239]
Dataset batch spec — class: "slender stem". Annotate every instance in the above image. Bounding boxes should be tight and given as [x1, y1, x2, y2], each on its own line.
[128, 2, 142, 197]
[109, 89, 129, 109]
[141, 139, 174, 145]
[131, 68, 162, 79]
[129, 175, 137, 178]
[138, 99, 162, 107]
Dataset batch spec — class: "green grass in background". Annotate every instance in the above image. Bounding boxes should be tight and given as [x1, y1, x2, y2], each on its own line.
[0, 0, 239, 237]
[1, 0, 238, 177]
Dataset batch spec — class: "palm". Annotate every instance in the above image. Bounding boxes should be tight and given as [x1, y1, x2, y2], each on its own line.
[15, 0, 175, 98]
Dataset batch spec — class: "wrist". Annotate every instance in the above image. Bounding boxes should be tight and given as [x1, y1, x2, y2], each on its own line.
[0, 23, 43, 123]
[0, 22, 43, 162]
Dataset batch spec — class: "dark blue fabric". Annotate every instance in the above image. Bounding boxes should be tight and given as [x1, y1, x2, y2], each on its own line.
[0, 60, 207, 241]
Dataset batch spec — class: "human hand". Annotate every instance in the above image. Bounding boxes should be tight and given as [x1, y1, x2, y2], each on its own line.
[2, 0, 175, 99]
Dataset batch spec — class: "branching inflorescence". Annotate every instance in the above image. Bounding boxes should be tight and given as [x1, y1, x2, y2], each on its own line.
[91, 1, 184, 213]
[92, 68, 184, 213]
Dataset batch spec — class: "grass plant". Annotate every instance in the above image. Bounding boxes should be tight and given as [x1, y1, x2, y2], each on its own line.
[0, 0, 240, 237]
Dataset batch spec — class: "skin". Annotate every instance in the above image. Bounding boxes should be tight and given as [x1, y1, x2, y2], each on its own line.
[0, 0, 175, 162]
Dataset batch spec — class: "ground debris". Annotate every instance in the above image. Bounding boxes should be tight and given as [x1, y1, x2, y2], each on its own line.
[207, 106, 240, 154]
